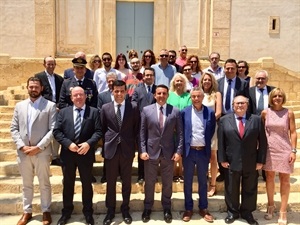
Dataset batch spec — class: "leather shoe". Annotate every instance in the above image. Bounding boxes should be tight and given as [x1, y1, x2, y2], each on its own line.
[100, 176, 107, 183]
[122, 211, 133, 224]
[225, 215, 239, 224]
[17, 213, 32, 225]
[241, 214, 259, 225]
[57, 215, 70, 225]
[182, 210, 193, 222]
[141, 209, 151, 223]
[91, 176, 97, 183]
[163, 209, 172, 223]
[216, 174, 224, 182]
[85, 215, 95, 225]
[42, 212, 52, 225]
[199, 209, 214, 223]
[103, 213, 115, 225]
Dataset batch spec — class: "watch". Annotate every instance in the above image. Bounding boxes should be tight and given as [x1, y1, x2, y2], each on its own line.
[292, 148, 297, 154]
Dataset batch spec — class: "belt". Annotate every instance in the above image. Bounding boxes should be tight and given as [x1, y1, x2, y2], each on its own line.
[190, 146, 205, 150]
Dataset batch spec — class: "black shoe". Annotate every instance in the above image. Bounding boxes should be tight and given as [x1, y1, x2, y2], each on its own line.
[241, 214, 259, 225]
[216, 174, 224, 182]
[142, 209, 151, 223]
[262, 170, 266, 181]
[122, 211, 133, 224]
[57, 215, 70, 225]
[163, 209, 172, 223]
[137, 177, 144, 184]
[225, 215, 239, 224]
[100, 176, 107, 183]
[85, 215, 95, 225]
[103, 213, 114, 225]
[91, 176, 97, 183]
[51, 158, 62, 166]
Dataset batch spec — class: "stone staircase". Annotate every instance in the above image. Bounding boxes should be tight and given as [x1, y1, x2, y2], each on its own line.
[0, 84, 300, 216]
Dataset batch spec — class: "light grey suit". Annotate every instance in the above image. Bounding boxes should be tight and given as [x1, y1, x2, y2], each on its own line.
[11, 96, 57, 213]
[140, 103, 183, 210]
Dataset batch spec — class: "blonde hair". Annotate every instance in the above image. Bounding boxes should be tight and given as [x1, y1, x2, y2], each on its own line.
[269, 88, 286, 107]
[199, 72, 218, 101]
[169, 73, 188, 93]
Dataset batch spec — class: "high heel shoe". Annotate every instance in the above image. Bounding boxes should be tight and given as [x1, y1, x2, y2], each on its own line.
[278, 211, 287, 225]
[207, 183, 216, 197]
[264, 205, 276, 220]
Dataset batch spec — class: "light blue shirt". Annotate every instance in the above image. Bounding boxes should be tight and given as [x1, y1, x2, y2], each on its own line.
[190, 106, 206, 146]
[151, 63, 176, 87]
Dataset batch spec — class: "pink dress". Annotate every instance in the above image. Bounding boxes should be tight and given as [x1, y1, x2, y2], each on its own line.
[263, 108, 293, 174]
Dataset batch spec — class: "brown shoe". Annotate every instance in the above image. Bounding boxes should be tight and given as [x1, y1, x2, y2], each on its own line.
[42, 212, 52, 225]
[199, 209, 214, 223]
[17, 213, 32, 225]
[182, 210, 193, 222]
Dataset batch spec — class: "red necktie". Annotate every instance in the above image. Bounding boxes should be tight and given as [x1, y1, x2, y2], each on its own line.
[238, 117, 244, 138]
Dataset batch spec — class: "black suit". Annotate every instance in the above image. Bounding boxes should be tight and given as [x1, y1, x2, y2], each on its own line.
[248, 85, 275, 115]
[97, 90, 113, 112]
[53, 105, 102, 217]
[35, 71, 64, 105]
[101, 100, 140, 214]
[217, 113, 267, 218]
[64, 67, 94, 80]
[59, 77, 98, 109]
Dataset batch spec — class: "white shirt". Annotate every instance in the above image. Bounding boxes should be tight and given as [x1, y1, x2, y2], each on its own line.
[93, 68, 123, 93]
[222, 76, 237, 114]
[73, 105, 86, 124]
[255, 86, 268, 109]
[144, 83, 154, 93]
[45, 70, 56, 102]
[27, 96, 42, 140]
[114, 100, 125, 120]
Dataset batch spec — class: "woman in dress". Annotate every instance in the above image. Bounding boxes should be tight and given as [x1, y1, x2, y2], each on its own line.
[89, 54, 102, 71]
[237, 60, 253, 87]
[167, 73, 192, 182]
[182, 64, 199, 92]
[114, 53, 131, 77]
[261, 88, 297, 225]
[140, 49, 156, 74]
[199, 72, 222, 197]
[187, 55, 202, 80]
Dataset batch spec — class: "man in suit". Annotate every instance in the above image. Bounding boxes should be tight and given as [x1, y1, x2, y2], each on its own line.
[35, 56, 64, 166]
[53, 86, 102, 225]
[248, 70, 275, 181]
[101, 80, 140, 225]
[97, 71, 118, 183]
[140, 84, 183, 223]
[216, 58, 249, 182]
[59, 57, 98, 109]
[64, 51, 94, 80]
[218, 95, 267, 225]
[11, 77, 57, 225]
[132, 67, 157, 183]
[181, 87, 216, 223]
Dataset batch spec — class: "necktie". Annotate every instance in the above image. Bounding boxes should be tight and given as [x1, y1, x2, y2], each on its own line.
[159, 106, 164, 132]
[147, 85, 151, 94]
[237, 117, 244, 138]
[78, 80, 82, 86]
[74, 108, 82, 143]
[116, 104, 122, 128]
[257, 88, 264, 114]
[225, 79, 232, 111]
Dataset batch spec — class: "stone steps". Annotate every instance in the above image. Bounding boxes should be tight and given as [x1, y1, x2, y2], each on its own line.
[0, 191, 299, 215]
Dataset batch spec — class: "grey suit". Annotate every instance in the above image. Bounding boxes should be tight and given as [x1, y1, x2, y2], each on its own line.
[131, 83, 156, 112]
[10, 97, 57, 213]
[248, 85, 275, 115]
[140, 103, 183, 210]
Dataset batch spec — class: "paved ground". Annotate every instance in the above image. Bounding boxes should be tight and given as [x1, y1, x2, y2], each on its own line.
[2, 211, 300, 225]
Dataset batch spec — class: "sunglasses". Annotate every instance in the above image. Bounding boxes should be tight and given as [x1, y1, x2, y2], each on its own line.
[102, 58, 111, 62]
[238, 66, 246, 69]
[93, 60, 101, 63]
[160, 54, 168, 58]
[183, 68, 191, 72]
[181, 49, 187, 52]
[144, 55, 152, 58]
[169, 55, 175, 58]
[190, 61, 197, 64]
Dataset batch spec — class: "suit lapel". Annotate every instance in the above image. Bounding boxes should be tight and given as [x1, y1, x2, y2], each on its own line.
[81, 106, 90, 131]
[31, 97, 46, 124]
[243, 113, 252, 137]
[229, 114, 240, 138]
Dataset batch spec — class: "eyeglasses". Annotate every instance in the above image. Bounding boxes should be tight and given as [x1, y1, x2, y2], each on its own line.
[181, 49, 187, 52]
[144, 74, 154, 77]
[190, 61, 197, 64]
[102, 58, 111, 62]
[169, 55, 175, 58]
[256, 77, 266, 80]
[238, 66, 246, 69]
[183, 68, 191, 72]
[144, 55, 152, 58]
[160, 54, 168, 58]
[234, 102, 247, 105]
[93, 60, 101, 63]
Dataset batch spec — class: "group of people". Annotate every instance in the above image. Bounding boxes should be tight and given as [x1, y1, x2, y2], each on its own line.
[10, 46, 297, 225]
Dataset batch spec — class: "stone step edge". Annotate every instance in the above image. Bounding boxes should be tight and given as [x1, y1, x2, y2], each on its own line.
[0, 192, 299, 215]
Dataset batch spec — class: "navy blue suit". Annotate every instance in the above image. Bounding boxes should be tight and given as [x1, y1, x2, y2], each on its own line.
[181, 105, 216, 210]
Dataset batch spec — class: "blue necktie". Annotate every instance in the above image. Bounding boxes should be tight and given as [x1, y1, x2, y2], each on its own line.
[225, 79, 232, 111]
[74, 108, 82, 143]
[257, 88, 264, 114]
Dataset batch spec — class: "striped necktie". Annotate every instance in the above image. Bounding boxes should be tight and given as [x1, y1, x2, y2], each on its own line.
[74, 108, 82, 143]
